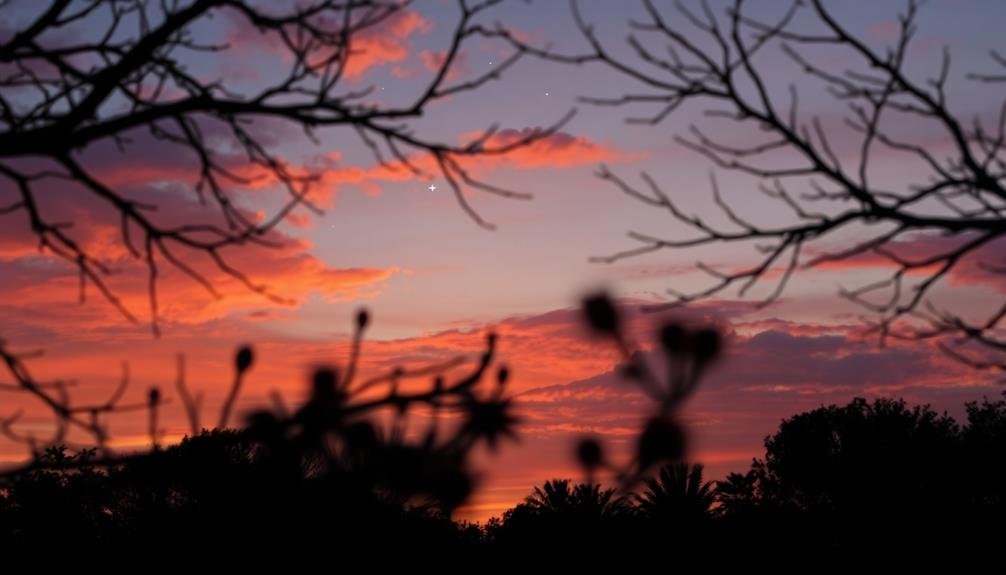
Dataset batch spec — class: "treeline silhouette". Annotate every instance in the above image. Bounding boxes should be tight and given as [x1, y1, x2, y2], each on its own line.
[0, 294, 726, 573]
[2, 395, 1003, 573]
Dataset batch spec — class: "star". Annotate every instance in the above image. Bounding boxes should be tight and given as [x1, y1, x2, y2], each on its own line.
[428, 184, 437, 192]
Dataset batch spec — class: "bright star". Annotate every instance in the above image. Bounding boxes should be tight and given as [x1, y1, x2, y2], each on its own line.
[428, 184, 437, 192]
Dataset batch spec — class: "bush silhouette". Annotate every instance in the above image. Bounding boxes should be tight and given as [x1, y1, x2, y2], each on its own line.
[3, 394, 1006, 572]
[0, 309, 516, 572]
[716, 396, 1006, 573]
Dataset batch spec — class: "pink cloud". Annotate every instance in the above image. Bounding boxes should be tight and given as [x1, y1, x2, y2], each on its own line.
[419, 50, 470, 81]
[810, 232, 1006, 292]
[220, 7, 431, 80]
[343, 9, 432, 78]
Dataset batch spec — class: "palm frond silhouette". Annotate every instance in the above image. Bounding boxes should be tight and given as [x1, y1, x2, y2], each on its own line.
[526, 479, 575, 514]
[637, 463, 716, 523]
[524, 479, 628, 519]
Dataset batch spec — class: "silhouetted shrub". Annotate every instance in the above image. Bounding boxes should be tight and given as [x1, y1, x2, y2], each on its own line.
[715, 396, 1006, 574]
[3, 392, 1006, 573]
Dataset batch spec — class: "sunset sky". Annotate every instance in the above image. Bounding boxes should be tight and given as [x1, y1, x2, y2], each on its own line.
[2, 0, 1005, 521]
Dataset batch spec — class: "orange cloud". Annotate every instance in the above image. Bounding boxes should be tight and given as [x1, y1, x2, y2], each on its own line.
[0, 251, 399, 330]
[95, 159, 276, 191]
[222, 7, 431, 80]
[418, 50, 470, 81]
[305, 129, 643, 203]
[809, 232, 1006, 292]
[343, 9, 432, 78]
[0, 192, 401, 331]
[48, 121, 640, 230]
[465, 128, 643, 169]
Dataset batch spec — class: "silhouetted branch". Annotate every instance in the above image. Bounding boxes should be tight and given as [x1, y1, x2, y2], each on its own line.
[218, 345, 254, 429]
[174, 353, 203, 435]
[493, 0, 1006, 369]
[0, 0, 573, 334]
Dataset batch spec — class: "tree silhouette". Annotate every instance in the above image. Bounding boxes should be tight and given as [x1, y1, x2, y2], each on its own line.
[525, 478, 576, 514]
[0, 308, 518, 531]
[486, 478, 635, 571]
[4, 392, 1005, 572]
[0, 0, 574, 473]
[522, 478, 628, 520]
[962, 396, 1006, 511]
[494, 0, 1006, 371]
[571, 482, 630, 521]
[0, 0, 569, 334]
[715, 395, 1006, 573]
[715, 468, 763, 517]
[755, 397, 961, 514]
[636, 462, 716, 524]
[0, 430, 487, 571]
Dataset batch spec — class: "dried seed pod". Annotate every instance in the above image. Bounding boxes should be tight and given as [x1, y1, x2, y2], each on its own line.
[235, 345, 254, 374]
[659, 323, 689, 354]
[692, 329, 722, 366]
[576, 437, 605, 471]
[355, 308, 370, 330]
[637, 416, 685, 470]
[582, 292, 620, 335]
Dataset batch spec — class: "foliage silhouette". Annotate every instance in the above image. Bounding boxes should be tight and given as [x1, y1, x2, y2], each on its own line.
[485, 479, 636, 571]
[0, 308, 517, 500]
[480, 395, 1006, 574]
[523, 479, 629, 520]
[2, 393, 1005, 572]
[963, 397, 1006, 511]
[636, 462, 716, 524]
[714, 396, 1006, 574]
[0, 432, 484, 572]
[0, 308, 518, 572]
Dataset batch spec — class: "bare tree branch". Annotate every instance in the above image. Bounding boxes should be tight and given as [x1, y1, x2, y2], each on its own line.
[494, 0, 1006, 369]
[0, 0, 573, 334]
